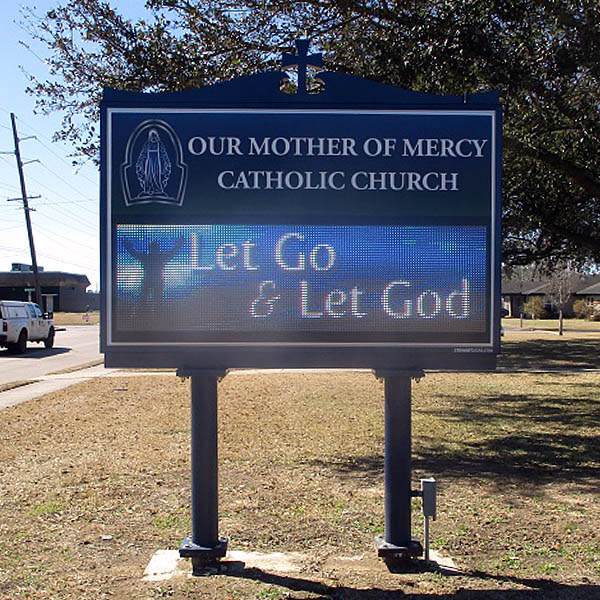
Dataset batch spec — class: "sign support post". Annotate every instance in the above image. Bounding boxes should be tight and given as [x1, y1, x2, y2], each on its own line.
[177, 369, 228, 573]
[374, 371, 424, 560]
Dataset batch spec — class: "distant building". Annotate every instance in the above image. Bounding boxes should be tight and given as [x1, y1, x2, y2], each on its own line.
[501, 279, 550, 317]
[575, 281, 600, 313]
[502, 274, 600, 317]
[85, 290, 100, 311]
[11, 262, 44, 272]
[0, 269, 91, 312]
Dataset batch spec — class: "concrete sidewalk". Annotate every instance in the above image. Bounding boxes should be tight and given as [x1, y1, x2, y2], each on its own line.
[3, 364, 600, 412]
[0, 367, 373, 411]
[0, 364, 119, 411]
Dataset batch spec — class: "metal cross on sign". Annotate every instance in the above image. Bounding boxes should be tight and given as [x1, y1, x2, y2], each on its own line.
[282, 39, 323, 95]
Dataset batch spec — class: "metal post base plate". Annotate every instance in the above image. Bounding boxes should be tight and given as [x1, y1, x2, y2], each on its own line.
[180, 537, 229, 574]
[375, 535, 423, 560]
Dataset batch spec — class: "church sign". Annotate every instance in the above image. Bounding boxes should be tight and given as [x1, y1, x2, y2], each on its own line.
[100, 53, 501, 370]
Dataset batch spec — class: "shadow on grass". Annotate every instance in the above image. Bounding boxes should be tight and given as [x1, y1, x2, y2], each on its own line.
[430, 384, 600, 429]
[499, 338, 600, 370]
[228, 565, 600, 599]
[413, 384, 600, 488]
[310, 383, 600, 492]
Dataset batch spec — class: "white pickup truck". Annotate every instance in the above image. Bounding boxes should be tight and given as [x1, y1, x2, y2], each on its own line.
[0, 300, 55, 354]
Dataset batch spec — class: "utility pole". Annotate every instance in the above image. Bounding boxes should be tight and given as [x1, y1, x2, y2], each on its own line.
[10, 112, 42, 308]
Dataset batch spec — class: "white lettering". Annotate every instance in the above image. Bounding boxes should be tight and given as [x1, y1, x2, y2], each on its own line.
[234, 171, 250, 189]
[422, 172, 440, 191]
[284, 171, 303, 190]
[309, 244, 336, 271]
[188, 136, 207, 155]
[300, 280, 323, 318]
[472, 139, 488, 157]
[342, 138, 358, 156]
[351, 171, 369, 190]
[351, 286, 368, 318]
[272, 137, 291, 156]
[190, 232, 214, 270]
[364, 138, 383, 156]
[249, 137, 270, 155]
[325, 289, 347, 317]
[382, 281, 413, 318]
[250, 281, 280, 318]
[440, 139, 456, 157]
[215, 243, 238, 270]
[402, 139, 423, 157]
[275, 232, 305, 271]
[329, 171, 345, 190]
[440, 172, 459, 191]
[264, 171, 284, 189]
[416, 290, 442, 319]
[217, 171, 235, 189]
[446, 278, 471, 319]
[455, 139, 473, 157]
[383, 138, 397, 156]
[241, 240, 259, 271]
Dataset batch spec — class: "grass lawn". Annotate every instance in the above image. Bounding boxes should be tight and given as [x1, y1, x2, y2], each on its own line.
[52, 311, 100, 326]
[503, 317, 600, 332]
[1, 367, 599, 599]
[500, 329, 600, 370]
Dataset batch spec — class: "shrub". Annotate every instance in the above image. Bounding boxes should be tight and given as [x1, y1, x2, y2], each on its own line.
[573, 299, 592, 319]
[523, 296, 551, 319]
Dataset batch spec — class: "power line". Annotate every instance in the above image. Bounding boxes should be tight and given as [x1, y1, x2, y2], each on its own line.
[36, 199, 97, 206]
[25, 172, 98, 218]
[18, 170, 98, 228]
[1, 113, 99, 209]
[28, 207, 97, 238]
[34, 205, 98, 235]
[0, 244, 98, 274]
[0, 154, 17, 169]
[0, 107, 98, 183]
[35, 221, 97, 251]
[38, 160, 97, 202]
[0, 245, 27, 252]
[10, 165, 98, 214]
[34, 137, 98, 186]
[36, 251, 99, 273]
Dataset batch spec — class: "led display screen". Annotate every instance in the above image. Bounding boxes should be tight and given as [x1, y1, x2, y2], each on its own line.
[113, 224, 488, 344]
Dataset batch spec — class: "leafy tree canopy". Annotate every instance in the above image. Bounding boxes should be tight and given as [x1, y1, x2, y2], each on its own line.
[21, 0, 600, 267]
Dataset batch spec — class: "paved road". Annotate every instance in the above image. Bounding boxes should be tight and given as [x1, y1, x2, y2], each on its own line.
[0, 325, 102, 387]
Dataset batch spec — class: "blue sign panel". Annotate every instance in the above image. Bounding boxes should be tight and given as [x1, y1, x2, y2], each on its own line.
[101, 81, 501, 369]
[114, 224, 487, 342]
[107, 110, 494, 220]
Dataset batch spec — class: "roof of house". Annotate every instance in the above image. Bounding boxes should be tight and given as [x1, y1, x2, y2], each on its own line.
[575, 281, 600, 296]
[502, 274, 600, 296]
[501, 279, 548, 295]
[0, 271, 90, 288]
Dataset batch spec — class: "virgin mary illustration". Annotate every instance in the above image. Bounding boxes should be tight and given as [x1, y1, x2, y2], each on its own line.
[135, 129, 172, 197]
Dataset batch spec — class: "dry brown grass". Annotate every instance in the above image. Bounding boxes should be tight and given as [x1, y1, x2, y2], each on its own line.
[0, 371, 599, 599]
[51, 312, 99, 326]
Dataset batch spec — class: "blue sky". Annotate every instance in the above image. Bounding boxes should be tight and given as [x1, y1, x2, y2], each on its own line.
[0, 1, 128, 291]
